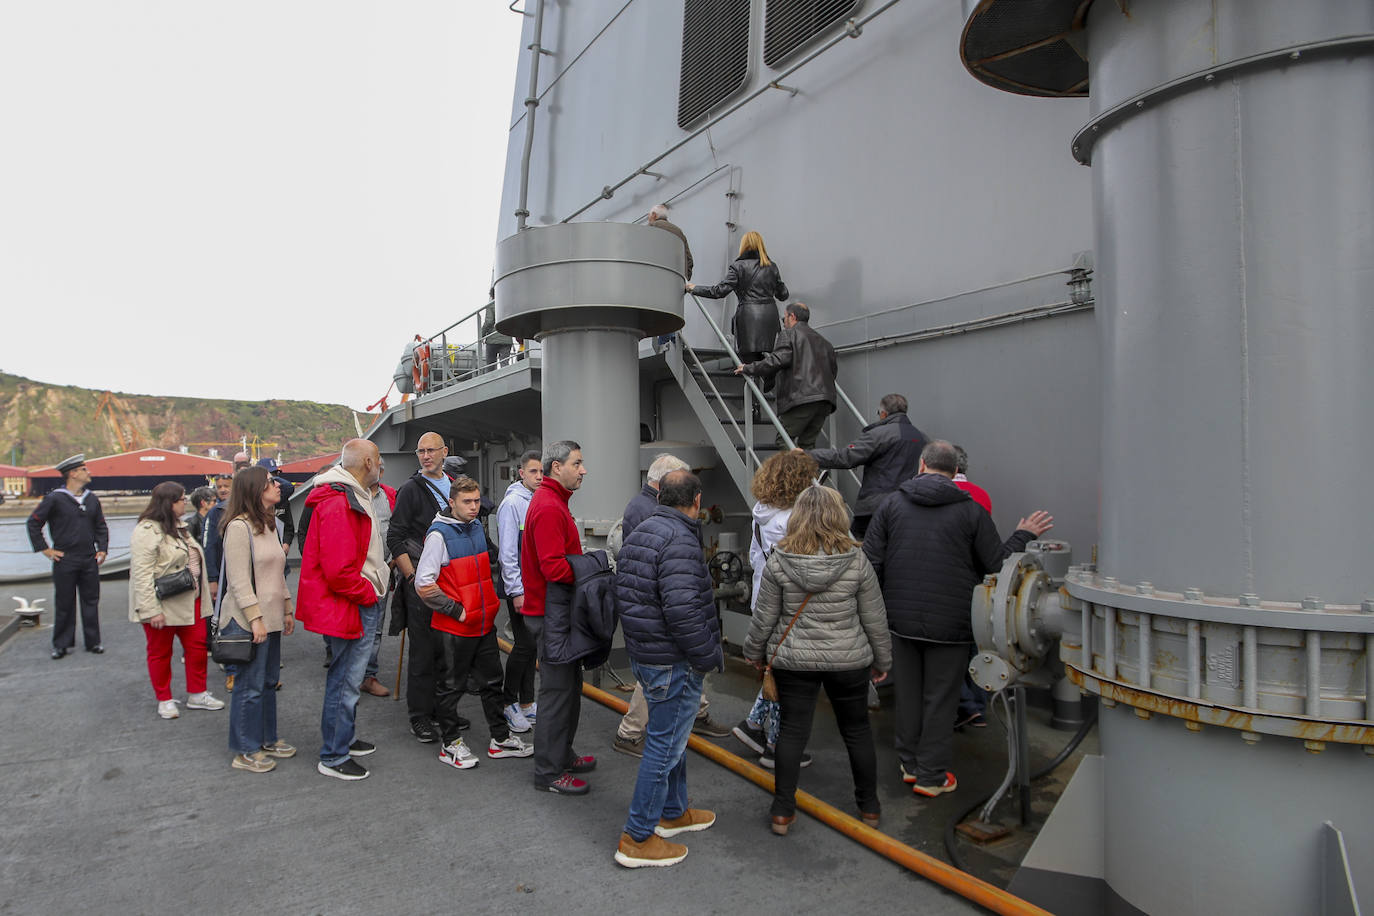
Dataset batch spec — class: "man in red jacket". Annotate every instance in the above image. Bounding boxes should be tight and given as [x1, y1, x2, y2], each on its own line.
[522, 440, 596, 795]
[298, 439, 387, 781]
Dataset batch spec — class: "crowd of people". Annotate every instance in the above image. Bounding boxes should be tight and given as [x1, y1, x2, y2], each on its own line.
[25, 208, 1053, 869]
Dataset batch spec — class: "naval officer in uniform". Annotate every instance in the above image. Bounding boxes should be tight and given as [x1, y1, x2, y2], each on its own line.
[27, 455, 109, 659]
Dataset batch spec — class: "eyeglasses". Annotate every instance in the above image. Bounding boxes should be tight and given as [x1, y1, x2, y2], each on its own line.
[174, 497, 186, 503]
[416, 448, 444, 456]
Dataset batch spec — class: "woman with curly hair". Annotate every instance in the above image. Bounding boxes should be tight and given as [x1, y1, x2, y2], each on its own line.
[730, 450, 819, 767]
[745, 485, 890, 834]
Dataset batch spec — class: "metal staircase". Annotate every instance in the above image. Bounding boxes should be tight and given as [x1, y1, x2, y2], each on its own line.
[668, 294, 865, 504]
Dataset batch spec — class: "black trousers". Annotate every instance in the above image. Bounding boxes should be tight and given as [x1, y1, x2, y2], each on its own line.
[890, 637, 968, 784]
[502, 600, 537, 706]
[435, 630, 509, 746]
[526, 615, 583, 785]
[851, 513, 873, 541]
[777, 401, 831, 450]
[52, 555, 101, 651]
[771, 667, 878, 818]
[404, 587, 444, 724]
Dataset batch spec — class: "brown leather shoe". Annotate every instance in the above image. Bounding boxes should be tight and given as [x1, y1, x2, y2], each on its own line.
[614, 832, 688, 868]
[360, 677, 391, 698]
[656, 808, 716, 837]
[770, 814, 795, 836]
[860, 811, 881, 828]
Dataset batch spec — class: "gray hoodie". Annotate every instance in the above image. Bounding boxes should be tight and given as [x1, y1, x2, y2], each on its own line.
[745, 546, 891, 673]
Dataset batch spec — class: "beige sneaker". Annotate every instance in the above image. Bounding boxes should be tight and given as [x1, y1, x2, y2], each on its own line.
[260, 741, 297, 759]
[655, 808, 716, 838]
[614, 832, 688, 868]
[231, 752, 277, 774]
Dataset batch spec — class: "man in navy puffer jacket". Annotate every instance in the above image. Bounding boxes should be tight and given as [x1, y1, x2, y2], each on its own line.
[613, 470, 723, 869]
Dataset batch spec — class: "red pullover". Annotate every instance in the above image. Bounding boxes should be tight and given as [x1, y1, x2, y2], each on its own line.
[519, 476, 581, 617]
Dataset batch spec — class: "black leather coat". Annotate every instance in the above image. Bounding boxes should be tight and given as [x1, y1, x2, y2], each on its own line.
[694, 251, 790, 356]
[741, 321, 838, 415]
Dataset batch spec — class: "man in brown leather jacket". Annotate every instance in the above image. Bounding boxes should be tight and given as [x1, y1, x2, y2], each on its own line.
[734, 302, 837, 449]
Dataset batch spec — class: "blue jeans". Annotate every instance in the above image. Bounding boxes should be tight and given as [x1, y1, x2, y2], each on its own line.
[226, 623, 280, 755]
[319, 602, 382, 766]
[624, 660, 703, 841]
[364, 599, 386, 680]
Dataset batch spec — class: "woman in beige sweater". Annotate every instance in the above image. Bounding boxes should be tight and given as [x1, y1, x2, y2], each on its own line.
[128, 482, 220, 720]
[217, 466, 295, 774]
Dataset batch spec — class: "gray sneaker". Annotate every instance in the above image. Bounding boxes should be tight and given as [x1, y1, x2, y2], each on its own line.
[612, 733, 645, 758]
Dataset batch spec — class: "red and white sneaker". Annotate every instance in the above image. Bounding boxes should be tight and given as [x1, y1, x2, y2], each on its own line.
[439, 739, 479, 770]
[568, 754, 597, 773]
[911, 771, 958, 797]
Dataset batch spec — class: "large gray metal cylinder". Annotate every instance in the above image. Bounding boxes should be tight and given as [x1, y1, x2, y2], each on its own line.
[539, 327, 641, 531]
[1089, 0, 1374, 602]
[493, 222, 686, 536]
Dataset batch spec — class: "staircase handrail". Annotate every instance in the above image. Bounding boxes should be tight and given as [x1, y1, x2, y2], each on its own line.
[687, 294, 862, 486]
[686, 295, 798, 453]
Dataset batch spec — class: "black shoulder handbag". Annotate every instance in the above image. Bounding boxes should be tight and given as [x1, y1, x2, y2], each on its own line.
[153, 536, 197, 600]
[209, 520, 259, 667]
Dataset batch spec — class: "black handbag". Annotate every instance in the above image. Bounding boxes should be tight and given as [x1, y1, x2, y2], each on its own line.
[153, 566, 196, 601]
[209, 520, 258, 667]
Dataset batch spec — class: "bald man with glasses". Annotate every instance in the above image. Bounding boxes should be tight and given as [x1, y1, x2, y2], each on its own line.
[386, 432, 465, 743]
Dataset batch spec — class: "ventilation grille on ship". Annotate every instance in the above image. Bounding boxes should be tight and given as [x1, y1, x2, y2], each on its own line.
[764, 0, 860, 67]
[678, 0, 751, 130]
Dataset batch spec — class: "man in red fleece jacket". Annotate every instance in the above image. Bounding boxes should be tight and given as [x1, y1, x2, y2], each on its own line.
[521, 440, 596, 795]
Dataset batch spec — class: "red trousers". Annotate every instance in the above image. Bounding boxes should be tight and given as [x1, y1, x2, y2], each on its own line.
[143, 612, 208, 701]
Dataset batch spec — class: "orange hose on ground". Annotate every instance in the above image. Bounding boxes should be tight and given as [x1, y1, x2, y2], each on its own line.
[495, 639, 1051, 916]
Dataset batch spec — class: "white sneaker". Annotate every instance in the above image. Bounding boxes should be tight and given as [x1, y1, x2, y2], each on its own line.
[186, 691, 225, 711]
[488, 734, 534, 758]
[522, 702, 537, 724]
[438, 739, 479, 770]
[157, 699, 180, 719]
[503, 703, 532, 733]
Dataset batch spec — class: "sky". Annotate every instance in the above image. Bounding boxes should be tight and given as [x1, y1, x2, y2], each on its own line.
[0, 2, 524, 411]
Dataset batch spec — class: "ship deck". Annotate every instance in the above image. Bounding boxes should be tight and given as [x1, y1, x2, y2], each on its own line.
[1, 573, 1092, 914]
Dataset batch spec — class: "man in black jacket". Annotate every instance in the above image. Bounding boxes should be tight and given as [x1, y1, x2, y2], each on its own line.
[807, 393, 927, 539]
[734, 302, 837, 449]
[863, 440, 1052, 798]
[386, 431, 457, 743]
[28, 455, 108, 659]
[613, 470, 722, 868]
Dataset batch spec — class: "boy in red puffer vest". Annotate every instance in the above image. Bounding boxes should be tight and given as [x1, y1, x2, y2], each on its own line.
[415, 476, 533, 769]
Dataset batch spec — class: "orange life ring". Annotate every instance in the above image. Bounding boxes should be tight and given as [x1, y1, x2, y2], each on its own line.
[410, 338, 431, 393]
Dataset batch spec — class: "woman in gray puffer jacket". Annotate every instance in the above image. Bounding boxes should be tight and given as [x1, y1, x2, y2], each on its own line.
[745, 486, 891, 836]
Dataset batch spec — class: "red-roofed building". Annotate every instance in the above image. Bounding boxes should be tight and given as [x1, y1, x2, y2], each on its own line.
[28, 448, 234, 494]
[0, 463, 29, 497]
[278, 452, 340, 484]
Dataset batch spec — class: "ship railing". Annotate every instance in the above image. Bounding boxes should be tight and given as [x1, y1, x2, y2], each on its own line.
[416, 301, 538, 396]
[685, 294, 863, 489]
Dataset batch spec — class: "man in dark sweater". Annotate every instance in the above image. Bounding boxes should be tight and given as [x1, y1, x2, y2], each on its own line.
[807, 392, 927, 539]
[863, 440, 1052, 797]
[27, 455, 108, 659]
[613, 470, 722, 868]
[385, 431, 456, 743]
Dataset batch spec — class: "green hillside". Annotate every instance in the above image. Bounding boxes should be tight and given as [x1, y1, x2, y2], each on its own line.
[0, 372, 374, 467]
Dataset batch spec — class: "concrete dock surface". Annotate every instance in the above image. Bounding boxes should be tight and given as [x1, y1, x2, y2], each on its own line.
[1, 574, 1088, 915]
